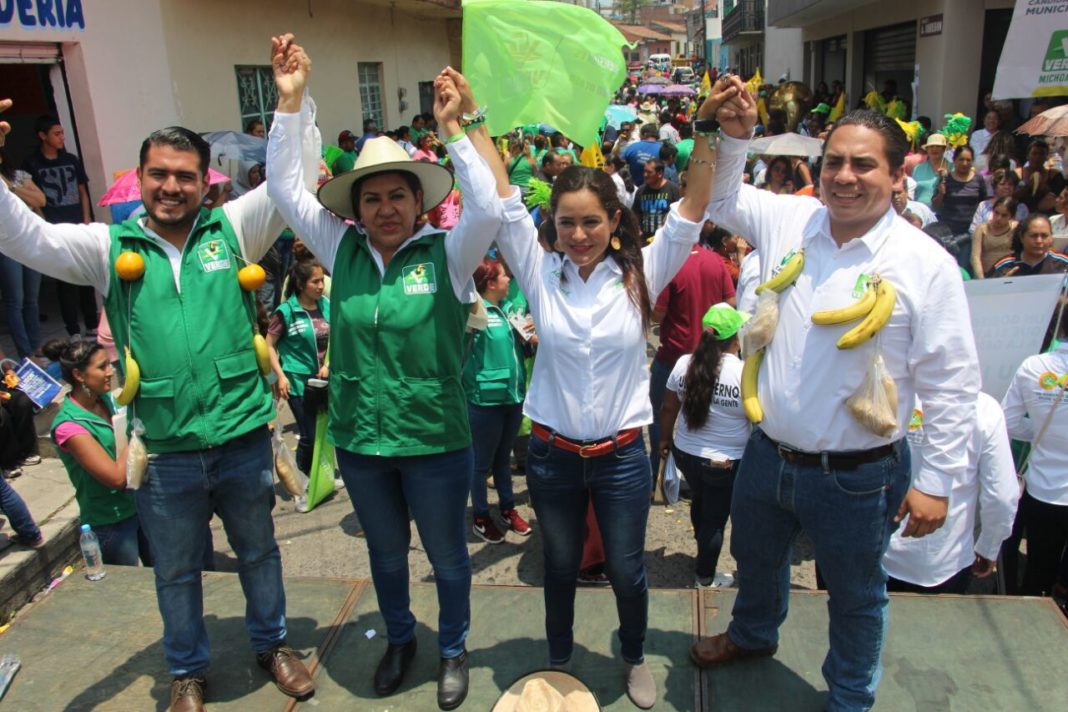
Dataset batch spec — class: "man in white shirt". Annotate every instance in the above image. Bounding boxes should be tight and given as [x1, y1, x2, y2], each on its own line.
[689, 77, 980, 712]
[884, 393, 1019, 594]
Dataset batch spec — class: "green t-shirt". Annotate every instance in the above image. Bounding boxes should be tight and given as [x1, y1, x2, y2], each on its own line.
[332, 150, 357, 175]
[507, 154, 536, 191]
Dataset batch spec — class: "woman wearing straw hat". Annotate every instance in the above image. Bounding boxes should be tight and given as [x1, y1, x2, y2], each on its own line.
[266, 39, 512, 710]
[485, 77, 741, 709]
[910, 132, 950, 207]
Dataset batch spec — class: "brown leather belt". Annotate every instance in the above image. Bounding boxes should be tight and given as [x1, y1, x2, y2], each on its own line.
[532, 422, 641, 459]
[769, 435, 896, 470]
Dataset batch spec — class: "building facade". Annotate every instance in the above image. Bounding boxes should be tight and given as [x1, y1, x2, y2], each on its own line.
[0, 0, 460, 220]
[722, 0, 803, 81]
[768, 0, 1016, 121]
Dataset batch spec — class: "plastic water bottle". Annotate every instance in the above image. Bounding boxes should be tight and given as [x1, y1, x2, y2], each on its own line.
[79, 524, 106, 581]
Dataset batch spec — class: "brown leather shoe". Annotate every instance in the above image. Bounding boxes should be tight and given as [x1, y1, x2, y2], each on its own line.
[690, 633, 778, 668]
[169, 677, 206, 712]
[256, 644, 315, 699]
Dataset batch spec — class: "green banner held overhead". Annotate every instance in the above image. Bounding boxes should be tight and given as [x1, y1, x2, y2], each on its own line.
[462, 0, 630, 147]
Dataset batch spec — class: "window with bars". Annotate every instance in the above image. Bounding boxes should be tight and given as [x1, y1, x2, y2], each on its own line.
[358, 62, 384, 129]
[235, 65, 278, 131]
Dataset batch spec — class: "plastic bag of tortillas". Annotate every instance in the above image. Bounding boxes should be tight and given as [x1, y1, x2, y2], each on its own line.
[272, 408, 308, 497]
[740, 289, 780, 356]
[846, 352, 899, 437]
[126, 418, 149, 489]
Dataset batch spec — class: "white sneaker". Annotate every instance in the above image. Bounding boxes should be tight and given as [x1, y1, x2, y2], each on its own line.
[295, 496, 310, 513]
[334, 477, 345, 489]
[713, 572, 735, 587]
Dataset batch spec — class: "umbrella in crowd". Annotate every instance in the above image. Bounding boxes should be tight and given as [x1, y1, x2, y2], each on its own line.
[200, 130, 267, 164]
[98, 167, 231, 206]
[660, 84, 696, 97]
[749, 132, 824, 158]
[637, 84, 667, 95]
[1016, 105, 1068, 137]
[642, 75, 671, 85]
[605, 104, 638, 128]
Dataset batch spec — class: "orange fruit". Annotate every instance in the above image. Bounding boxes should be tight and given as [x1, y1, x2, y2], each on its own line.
[115, 251, 145, 281]
[238, 264, 267, 291]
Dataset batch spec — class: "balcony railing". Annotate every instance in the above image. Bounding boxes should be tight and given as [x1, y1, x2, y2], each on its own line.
[722, 0, 765, 43]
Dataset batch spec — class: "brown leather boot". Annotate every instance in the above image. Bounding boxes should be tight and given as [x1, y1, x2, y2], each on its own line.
[169, 677, 206, 712]
[256, 644, 315, 699]
[690, 633, 778, 668]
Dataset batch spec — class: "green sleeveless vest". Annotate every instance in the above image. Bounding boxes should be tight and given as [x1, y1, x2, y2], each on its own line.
[274, 294, 330, 398]
[104, 210, 273, 453]
[50, 395, 136, 526]
[329, 228, 471, 456]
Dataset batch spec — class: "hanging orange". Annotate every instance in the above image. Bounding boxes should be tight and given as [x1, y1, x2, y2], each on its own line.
[238, 264, 266, 291]
[115, 251, 145, 281]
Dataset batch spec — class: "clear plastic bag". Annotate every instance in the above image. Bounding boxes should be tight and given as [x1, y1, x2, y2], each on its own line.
[272, 415, 308, 497]
[740, 290, 780, 356]
[125, 418, 149, 490]
[846, 352, 899, 437]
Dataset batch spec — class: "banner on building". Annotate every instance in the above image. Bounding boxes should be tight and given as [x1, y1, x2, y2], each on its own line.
[992, 0, 1068, 99]
[964, 273, 1064, 398]
[462, 0, 630, 147]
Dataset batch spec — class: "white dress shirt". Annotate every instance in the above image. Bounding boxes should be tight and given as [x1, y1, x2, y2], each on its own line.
[266, 111, 502, 302]
[667, 353, 751, 460]
[1002, 342, 1068, 505]
[706, 133, 981, 496]
[735, 251, 761, 315]
[497, 191, 701, 440]
[884, 393, 1019, 586]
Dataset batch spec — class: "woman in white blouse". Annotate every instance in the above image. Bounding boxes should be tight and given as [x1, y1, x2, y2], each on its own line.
[1002, 307, 1068, 600]
[489, 78, 738, 710]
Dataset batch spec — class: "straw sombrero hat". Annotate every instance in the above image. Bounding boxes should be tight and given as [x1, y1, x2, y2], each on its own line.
[491, 671, 601, 712]
[316, 136, 454, 221]
[921, 133, 948, 149]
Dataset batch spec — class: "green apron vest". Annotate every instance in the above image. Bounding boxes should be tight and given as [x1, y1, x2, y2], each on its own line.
[105, 210, 273, 453]
[462, 299, 526, 406]
[274, 294, 330, 398]
[50, 395, 137, 526]
[329, 228, 471, 456]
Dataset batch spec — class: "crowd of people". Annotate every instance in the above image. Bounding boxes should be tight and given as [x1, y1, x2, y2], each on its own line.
[0, 36, 1067, 712]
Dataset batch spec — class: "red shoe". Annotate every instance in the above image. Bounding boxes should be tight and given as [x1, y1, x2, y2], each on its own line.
[499, 508, 531, 537]
[472, 515, 504, 544]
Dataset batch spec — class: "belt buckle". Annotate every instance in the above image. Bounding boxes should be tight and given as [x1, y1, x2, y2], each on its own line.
[776, 444, 790, 460]
[578, 442, 598, 458]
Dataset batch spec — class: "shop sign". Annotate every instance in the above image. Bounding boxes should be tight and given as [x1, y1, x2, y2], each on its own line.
[0, 0, 86, 32]
[919, 14, 942, 37]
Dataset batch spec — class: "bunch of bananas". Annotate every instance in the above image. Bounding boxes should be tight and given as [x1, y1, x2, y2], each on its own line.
[811, 275, 897, 349]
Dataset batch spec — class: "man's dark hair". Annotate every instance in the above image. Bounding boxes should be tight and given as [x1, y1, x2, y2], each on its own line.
[550, 132, 567, 148]
[397, 125, 411, 140]
[659, 110, 673, 125]
[34, 115, 61, 137]
[645, 158, 665, 173]
[659, 143, 677, 162]
[139, 127, 212, 176]
[1029, 139, 1050, 154]
[363, 118, 378, 132]
[825, 110, 909, 172]
[244, 118, 264, 133]
[639, 123, 658, 138]
[541, 151, 558, 168]
[679, 122, 693, 139]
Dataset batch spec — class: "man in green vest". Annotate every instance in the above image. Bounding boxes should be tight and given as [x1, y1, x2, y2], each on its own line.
[0, 37, 320, 711]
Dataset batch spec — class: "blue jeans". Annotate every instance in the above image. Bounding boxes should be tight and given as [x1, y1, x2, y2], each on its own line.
[286, 395, 315, 475]
[468, 402, 524, 516]
[135, 428, 286, 677]
[647, 358, 673, 479]
[728, 429, 910, 712]
[672, 446, 737, 580]
[0, 475, 40, 542]
[526, 431, 651, 665]
[336, 446, 473, 658]
[94, 514, 153, 567]
[0, 255, 41, 358]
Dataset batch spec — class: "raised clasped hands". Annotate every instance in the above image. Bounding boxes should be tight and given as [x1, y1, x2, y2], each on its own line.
[272, 33, 311, 109]
[709, 75, 757, 140]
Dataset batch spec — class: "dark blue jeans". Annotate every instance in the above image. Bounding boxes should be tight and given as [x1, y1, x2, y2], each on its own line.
[135, 428, 285, 677]
[336, 446, 473, 658]
[728, 429, 910, 712]
[0, 475, 40, 542]
[526, 431, 651, 665]
[0, 255, 41, 359]
[94, 514, 153, 567]
[286, 395, 315, 475]
[468, 402, 524, 516]
[647, 358, 673, 480]
[672, 446, 737, 580]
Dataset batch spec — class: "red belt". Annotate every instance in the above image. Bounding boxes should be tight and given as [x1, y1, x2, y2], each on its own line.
[532, 422, 641, 458]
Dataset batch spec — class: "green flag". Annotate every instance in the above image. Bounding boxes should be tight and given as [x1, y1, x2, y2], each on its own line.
[462, 0, 630, 147]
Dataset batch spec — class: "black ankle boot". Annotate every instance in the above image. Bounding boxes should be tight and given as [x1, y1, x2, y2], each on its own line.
[436, 650, 468, 710]
[374, 638, 417, 696]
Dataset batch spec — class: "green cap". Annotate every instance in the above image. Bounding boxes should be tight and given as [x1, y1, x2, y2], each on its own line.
[701, 305, 748, 340]
[812, 102, 832, 115]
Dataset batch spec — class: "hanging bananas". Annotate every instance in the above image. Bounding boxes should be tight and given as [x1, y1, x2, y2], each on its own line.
[741, 349, 764, 424]
[836, 278, 897, 349]
[811, 276, 880, 325]
[253, 333, 271, 375]
[116, 346, 141, 406]
[755, 249, 805, 295]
